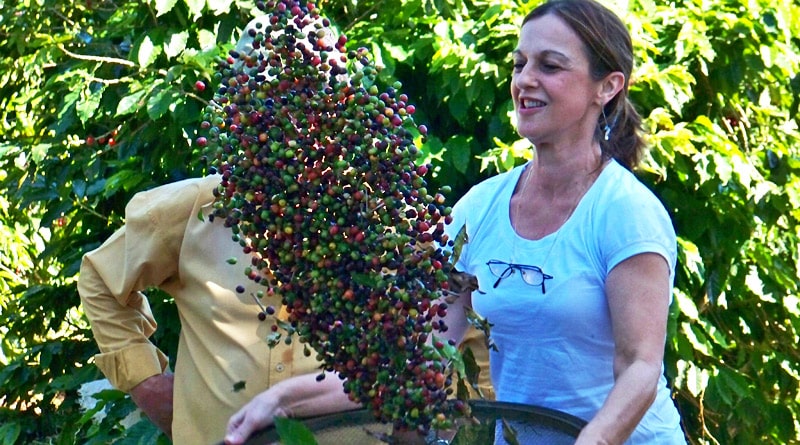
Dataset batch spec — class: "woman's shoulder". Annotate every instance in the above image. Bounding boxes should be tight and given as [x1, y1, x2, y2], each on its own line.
[589, 161, 675, 238]
[596, 161, 668, 210]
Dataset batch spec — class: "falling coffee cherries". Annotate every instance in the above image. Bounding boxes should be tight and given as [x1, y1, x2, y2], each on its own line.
[198, 0, 466, 435]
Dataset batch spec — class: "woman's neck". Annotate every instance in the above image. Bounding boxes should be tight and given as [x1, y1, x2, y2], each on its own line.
[526, 143, 604, 199]
[510, 146, 606, 240]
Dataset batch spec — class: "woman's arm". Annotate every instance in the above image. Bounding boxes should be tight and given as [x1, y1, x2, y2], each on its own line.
[576, 252, 672, 445]
[224, 371, 359, 445]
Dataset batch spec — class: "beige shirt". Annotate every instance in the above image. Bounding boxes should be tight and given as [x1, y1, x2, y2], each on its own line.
[78, 175, 319, 444]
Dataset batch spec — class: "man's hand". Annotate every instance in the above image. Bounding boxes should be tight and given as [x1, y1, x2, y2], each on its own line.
[130, 372, 174, 439]
[224, 389, 287, 445]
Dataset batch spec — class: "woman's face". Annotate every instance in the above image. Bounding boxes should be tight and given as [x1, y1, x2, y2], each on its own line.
[511, 14, 604, 147]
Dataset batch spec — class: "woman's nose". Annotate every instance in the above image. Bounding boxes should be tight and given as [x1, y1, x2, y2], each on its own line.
[514, 63, 538, 89]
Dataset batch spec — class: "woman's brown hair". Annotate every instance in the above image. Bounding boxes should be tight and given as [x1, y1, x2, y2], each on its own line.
[523, 0, 644, 170]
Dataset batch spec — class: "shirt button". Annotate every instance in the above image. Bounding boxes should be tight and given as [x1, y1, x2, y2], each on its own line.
[275, 363, 285, 372]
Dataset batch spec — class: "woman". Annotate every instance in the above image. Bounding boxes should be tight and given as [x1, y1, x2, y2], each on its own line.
[442, 0, 686, 443]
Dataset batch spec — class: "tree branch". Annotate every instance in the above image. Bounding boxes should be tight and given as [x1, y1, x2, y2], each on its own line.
[57, 43, 136, 67]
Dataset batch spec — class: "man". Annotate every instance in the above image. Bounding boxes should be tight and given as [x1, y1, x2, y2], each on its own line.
[78, 14, 349, 443]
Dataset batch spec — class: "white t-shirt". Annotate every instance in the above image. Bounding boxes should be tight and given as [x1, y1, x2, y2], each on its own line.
[448, 159, 685, 443]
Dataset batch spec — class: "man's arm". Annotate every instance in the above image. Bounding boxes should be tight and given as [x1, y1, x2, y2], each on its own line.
[129, 373, 175, 438]
[223, 371, 359, 445]
[77, 180, 201, 435]
[78, 230, 170, 391]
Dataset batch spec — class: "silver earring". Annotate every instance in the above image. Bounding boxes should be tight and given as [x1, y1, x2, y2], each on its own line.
[602, 108, 611, 141]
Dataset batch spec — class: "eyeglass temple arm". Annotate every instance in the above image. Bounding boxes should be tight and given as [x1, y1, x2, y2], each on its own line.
[540, 273, 554, 294]
[493, 276, 503, 288]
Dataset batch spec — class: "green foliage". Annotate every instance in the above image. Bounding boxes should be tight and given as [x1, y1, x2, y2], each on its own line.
[1, 0, 799, 444]
[627, 1, 800, 442]
[273, 417, 319, 445]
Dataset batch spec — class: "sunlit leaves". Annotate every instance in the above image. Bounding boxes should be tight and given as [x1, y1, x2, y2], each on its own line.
[164, 31, 189, 59]
[76, 84, 105, 124]
[137, 36, 161, 68]
[154, 0, 180, 17]
[116, 91, 148, 117]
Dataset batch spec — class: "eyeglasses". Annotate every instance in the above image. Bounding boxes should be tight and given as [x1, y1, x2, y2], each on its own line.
[486, 259, 553, 294]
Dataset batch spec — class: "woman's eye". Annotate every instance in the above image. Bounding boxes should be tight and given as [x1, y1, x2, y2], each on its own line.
[541, 62, 561, 72]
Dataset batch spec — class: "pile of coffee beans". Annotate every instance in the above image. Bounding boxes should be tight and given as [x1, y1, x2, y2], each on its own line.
[198, 0, 466, 434]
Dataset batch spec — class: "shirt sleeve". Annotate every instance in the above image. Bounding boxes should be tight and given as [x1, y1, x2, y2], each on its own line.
[77, 179, 205, 392]
[601, 185, 677, 279]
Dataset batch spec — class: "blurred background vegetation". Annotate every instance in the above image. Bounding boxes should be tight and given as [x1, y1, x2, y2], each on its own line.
[1, 0, 798, 443]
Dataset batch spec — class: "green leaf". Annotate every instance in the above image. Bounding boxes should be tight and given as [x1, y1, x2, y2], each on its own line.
[718, 368, 750, 400]
[30, 143, 50, 164]
[138, 36, 161, 68]
[196, 29, 218, 50]
[447, 90, 469, 124]
[116, 90, 147, 117]
[451, 416, 494, 444]
[154, 0, 179, 17]
[117, 419, 166, 445]
[76, 85, 106, 124]
[180, 46, 221, 72]
[185, 0, 206, 19]
[274, 417, 319, 445]
[58, 89, 80, 122]
[464, 307, 495, 351]
[164, 31, 189, 59]
[769, 403, 796, 442]
[684, 322, 712, 356]
[103, 170, 145, 197]
[0, 423, 21, 444]
[383, 41, 410, 62]
[445, 135, 472, 174]
[433, 334, 465, 376]
[147, 87, 180, 120]
[73, 179, 87, 199]
[85, 179, 107, 197]
[460, 346, 487, 398]
[449, 224, 468, 264]
[207, 0, 235, 15]
[456, 374, 471, 401]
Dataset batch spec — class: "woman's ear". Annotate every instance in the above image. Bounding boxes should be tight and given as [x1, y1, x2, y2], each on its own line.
[596, 71, 625, 106]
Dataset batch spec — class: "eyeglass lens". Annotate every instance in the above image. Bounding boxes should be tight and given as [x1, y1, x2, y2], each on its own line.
[487, 260, 549, 292]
